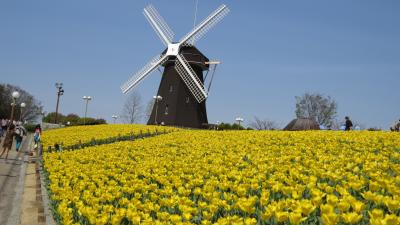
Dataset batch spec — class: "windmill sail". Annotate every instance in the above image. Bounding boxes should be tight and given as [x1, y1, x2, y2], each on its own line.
[121, 54, 168, 94]
[175, 53, 208, 103]
[144, 5, 174, 45]
[180, 4, 229, 46]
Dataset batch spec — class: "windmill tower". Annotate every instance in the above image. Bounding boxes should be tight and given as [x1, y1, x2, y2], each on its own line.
[121, 4, 229, 128]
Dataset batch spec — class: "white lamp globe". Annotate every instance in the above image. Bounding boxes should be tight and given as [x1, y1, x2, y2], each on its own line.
[12, 91, 20, 99]
[20, 102, 26, 108]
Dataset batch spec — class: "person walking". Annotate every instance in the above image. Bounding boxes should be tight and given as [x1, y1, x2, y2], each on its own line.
[0, 124, 16, 160]
[0, 118, 7, 137]
[31, 124, 42, 156]
[33, 124, 41, 145]
[345, 116, 353, 131]
[15, 122, 27, 152]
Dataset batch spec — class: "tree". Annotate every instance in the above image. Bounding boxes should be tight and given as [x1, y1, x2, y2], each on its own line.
[43, 112, 107, 125]
[0, 83, 43, 121]
[249, 117, 279, 130]
[64, 113, 80, 125]
[121, 92, 143, 124]
[295, 92, 337, 127]
[217, 122, 245, 130]
[43, 112, 64, 123]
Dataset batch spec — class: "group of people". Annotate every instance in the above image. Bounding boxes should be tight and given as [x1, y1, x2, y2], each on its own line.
[0, 118, 42, 160]
[343, 116, 400, 131]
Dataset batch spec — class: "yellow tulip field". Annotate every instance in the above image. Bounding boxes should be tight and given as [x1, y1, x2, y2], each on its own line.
[41, 124, 180, 150]
[42, 128, 400, 225]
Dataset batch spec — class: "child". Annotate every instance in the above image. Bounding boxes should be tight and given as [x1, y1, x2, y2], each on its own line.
[31, 124, 42, 156]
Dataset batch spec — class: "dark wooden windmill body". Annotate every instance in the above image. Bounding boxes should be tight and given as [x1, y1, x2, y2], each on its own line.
[121, 4, 229, 128]
[148, 46, 209, 128]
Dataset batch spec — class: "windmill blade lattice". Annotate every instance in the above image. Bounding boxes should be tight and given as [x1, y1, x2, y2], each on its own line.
[144, 5, 175, 45]
[121, 54, 168, 94]
[180, 4, 230, 46]
[175, 54, 208, 103]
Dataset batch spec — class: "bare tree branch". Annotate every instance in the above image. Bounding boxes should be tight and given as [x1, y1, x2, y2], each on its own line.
[121, 92, 143, 124]
[249, 117, 280, 130]
[295, 92, 337, 127]
[0, 83, 43, 122]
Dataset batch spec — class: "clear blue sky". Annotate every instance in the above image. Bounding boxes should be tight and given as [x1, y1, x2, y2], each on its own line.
[1, 0, 399, 128]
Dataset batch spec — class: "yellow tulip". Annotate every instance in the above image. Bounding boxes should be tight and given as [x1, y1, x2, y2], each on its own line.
[275, 211, 289, 223]
[262, 209, 274, 220]
[320, 204, 334, 214]
[337, 200, 351, 212]
[321, 213, 339, 225]
[381, 214, 400, 225]
[244, 218, 257, 225]
[351, 200, 365, 213]
[300, 201, 316, 216]
[384, 197, 400, 213]
[289, 212, 307, 225]
[368, 209, 384, 219]
[326, 194, 339, 206]
[342, 212, 363, 224]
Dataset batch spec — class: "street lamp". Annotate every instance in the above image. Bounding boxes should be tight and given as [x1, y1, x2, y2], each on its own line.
[153, 95, 162, 125]
[235, 117, 244, 127]
[112, 115, 118, 124]
[20, 102, 26, 122]
[55, 83, 64, 124]
[82, 96, 92, 125]
[9, 91, 20, 126]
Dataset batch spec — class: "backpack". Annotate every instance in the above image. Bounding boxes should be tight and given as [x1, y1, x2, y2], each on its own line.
[15, 127, 23, 137]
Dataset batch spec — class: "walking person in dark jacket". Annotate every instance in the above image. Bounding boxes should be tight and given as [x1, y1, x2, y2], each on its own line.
[345, 116, 353, 131]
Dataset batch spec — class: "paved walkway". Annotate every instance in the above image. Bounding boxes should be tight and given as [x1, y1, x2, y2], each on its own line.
[0, 134, 33, 225]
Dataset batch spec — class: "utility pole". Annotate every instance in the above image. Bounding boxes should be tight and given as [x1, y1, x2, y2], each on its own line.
[55, 83, 64, 124]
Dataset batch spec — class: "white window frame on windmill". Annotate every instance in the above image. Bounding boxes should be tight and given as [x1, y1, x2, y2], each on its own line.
[165, 104, 169, 115]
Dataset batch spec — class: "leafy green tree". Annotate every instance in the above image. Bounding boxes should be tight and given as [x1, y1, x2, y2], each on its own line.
[43, 112, 106, 126]
[218, 122, 245, 130]
[43, 112, 65, 124]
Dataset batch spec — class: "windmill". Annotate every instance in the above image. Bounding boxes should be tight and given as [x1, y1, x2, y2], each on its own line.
[121, 4, 229, 128]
